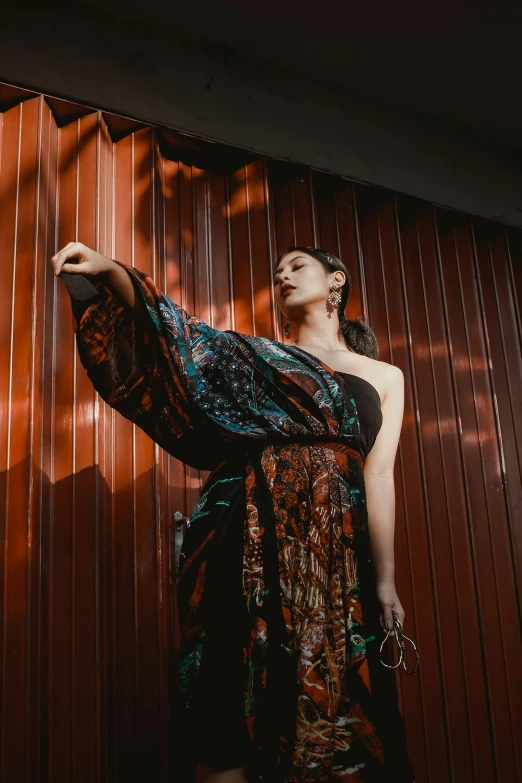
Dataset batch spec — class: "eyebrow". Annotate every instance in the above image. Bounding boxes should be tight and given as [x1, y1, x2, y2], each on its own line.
[273, 255, 308, 279]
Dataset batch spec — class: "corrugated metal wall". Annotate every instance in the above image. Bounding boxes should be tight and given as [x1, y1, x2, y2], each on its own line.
[0, 82, 521, 783]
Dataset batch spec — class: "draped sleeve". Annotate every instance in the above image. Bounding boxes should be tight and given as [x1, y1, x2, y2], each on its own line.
[67, 259, 358, 470]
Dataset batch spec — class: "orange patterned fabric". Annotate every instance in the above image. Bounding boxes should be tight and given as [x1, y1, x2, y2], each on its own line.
[242, 440, 383, 776]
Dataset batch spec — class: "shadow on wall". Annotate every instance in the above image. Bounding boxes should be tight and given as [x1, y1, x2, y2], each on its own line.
[0, 455, 187, 781]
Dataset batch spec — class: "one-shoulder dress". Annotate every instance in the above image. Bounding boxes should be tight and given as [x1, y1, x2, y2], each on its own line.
[65, 262, 415, 783]
[178, 368, 413, 782]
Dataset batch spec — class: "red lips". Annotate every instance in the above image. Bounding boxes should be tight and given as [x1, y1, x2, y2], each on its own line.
[281, 284, 296, 295]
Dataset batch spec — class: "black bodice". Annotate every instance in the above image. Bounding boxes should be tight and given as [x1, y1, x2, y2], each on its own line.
[337, 372, 383, 460]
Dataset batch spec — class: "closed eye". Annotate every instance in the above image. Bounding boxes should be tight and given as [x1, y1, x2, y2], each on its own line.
[274, 265, 303, 284]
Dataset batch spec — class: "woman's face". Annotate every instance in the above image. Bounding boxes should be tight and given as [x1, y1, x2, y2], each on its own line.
[273, 250, 344, 318]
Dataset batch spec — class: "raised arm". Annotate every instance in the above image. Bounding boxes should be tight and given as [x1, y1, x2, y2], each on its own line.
[51, 241, 367, 475]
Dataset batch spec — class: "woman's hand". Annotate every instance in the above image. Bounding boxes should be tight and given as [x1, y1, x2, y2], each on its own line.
[51, 241, 151, 326]
[51, 242, 115, 278]
[375, 580, 405, 632]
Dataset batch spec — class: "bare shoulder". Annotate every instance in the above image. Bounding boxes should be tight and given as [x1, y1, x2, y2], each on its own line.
[363, 356, 402, 378]
[351, 355, 403, 406]
[377, 360, 403, 405]
[360, 360, 404, 476]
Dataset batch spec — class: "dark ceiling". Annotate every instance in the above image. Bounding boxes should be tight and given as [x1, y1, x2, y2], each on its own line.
[55, 0, 522, 155]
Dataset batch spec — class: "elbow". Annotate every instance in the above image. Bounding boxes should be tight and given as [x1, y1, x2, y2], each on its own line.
[363, 469, 395, 483]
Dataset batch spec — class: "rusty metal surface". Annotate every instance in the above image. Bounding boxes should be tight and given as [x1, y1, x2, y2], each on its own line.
[0, 84, 521, 782]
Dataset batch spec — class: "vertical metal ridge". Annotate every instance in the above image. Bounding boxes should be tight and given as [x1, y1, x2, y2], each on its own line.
[440, 212, 499, 780]
[108, 126, 117, 783]
[49, 97, 59, 782]
[244, 166, 255, 336]
[488, 230, 522, 780]
[425, 203, 474, 779]
[130, 130, 139, 780]
[71, 117, 79, 783]
[503, 230, 522, 613]
[505, 231, 522, 341]
[432, 208, 480, 780]
[392, 199, 430, 770]
[22, 94, 40, 783]
[373, 196, 412, 720]
[289, 169, 297, 245]
[396, 199, 452, 778]
[332, 181, 341, 257]
[308, 169, 319, 247]
[93, 109, 102, 783]
[351, 185, 369, 320]
[25, 91, 42, 783]
[490, 231, 522, 605]
[469, 222, 520, 779]
[498, 229, 522, 781]
[150, 128, 164, 780]
[225, 171, 236, 332]
[0, 96, 22, 783]
[502, 228, 522, 779]
[469, 220, 515, 781]
[205, 170, 214, 327]
[263, 157, 279, 339]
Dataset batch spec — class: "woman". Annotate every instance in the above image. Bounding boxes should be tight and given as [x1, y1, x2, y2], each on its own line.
[51, 242, 416, 783]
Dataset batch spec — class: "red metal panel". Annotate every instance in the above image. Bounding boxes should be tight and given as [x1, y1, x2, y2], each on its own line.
[0, 83, 521, 783]
[399, 200, 481, 782]
[0, 92, 39, 783]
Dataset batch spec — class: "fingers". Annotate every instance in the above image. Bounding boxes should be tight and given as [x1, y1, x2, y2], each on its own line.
[51, 242, 85, 276]
[382, 611, 394, 632]
[381, 607, 406, 632]
[60, 261, 86, 275]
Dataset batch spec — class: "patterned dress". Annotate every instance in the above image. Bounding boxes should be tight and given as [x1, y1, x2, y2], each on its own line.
[67, 260, 415, 783]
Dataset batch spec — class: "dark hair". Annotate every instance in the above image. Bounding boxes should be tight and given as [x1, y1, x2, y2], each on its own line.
[275, 245, 379, 359]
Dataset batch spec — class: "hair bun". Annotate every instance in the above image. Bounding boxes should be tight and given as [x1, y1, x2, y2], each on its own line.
[339, 315, 379, 359]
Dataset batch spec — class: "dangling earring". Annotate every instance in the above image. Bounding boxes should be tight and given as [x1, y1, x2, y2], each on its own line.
[327, 283, 342, 309]
[283, 318, 292, 337]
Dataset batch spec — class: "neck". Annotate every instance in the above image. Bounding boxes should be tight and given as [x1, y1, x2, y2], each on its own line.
[289, 319, 349, 353]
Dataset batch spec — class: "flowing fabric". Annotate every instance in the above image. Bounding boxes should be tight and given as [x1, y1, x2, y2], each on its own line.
[68, 260, 415, 783]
